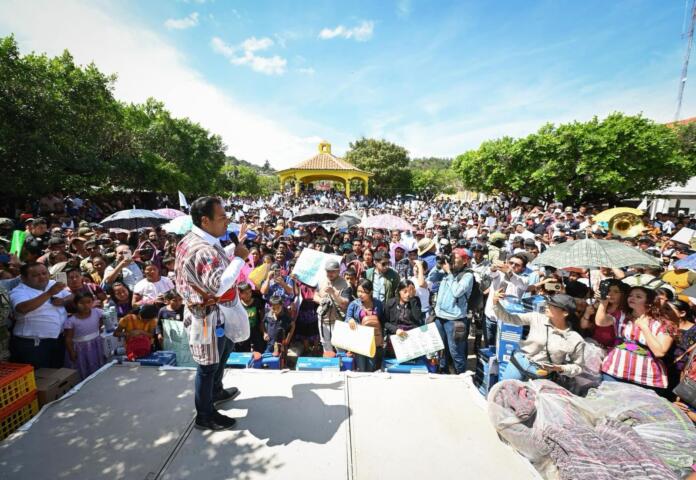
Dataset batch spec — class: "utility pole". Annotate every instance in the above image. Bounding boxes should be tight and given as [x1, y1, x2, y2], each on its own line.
[676, 0, 696, 121]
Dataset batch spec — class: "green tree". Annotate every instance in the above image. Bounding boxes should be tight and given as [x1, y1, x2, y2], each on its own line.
[453, 113, 696, 204]
[0, 35, 131, 195]
[344, 137, 412, 195]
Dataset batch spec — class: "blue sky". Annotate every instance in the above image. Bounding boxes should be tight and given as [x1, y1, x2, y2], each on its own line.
[0, 0, 694, 168]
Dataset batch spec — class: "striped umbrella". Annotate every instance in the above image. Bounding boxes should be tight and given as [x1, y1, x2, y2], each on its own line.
[530, 239, 661, 269]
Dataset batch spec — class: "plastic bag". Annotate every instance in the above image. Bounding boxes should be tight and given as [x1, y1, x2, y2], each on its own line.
[219, 298, 250, 342]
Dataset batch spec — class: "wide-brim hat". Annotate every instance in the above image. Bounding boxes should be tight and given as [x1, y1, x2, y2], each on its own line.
[417, 237, 436, 256]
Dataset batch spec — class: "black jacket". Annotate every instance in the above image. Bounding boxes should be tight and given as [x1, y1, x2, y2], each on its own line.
[384, 297, 424, 335]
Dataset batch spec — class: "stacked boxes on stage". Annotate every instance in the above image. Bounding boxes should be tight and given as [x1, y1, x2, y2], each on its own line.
[473, 347, 498, 397]
[0, 363, 38, 440]
[496, 322, 524, 365]
[256, 354, 280, 370]
[336, 352, 354, 371]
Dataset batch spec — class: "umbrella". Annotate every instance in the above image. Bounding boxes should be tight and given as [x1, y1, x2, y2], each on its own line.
[163, 215, 193, 235]
[675, 252, 696, 270]
[360, 214, 413, 231]
[292, 207, 339, 223]
[593, 207, 644, 224]
[100, 209, 169, 231]
[154, 208, 186, 219]
[531, 238, 661, 269]
[335, 214, 361, 230]
[341, 210, 362, 220]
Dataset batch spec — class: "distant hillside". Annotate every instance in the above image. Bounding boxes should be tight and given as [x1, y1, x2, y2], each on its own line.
[226, 156, 276, 174]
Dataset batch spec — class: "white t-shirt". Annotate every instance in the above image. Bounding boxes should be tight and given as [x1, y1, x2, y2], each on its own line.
[409, 276, 431, 313]
[10, 280, 71, 339]
[133, 277, 174, 302]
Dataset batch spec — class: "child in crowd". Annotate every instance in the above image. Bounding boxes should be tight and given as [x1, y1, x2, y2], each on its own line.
[64, 291, 106, 380]
[264, 295, 295, 357]
[114, 304, 158, 358]
[156, 290, 183, 349]
[237, 282, 267, 357]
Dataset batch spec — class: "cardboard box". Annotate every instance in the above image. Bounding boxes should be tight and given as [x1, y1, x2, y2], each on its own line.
[34, 368, 80, 406]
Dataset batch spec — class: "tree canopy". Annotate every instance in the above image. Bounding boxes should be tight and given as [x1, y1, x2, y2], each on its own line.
[0, 35, 269, 198]
[344, 137, 412, 195]
[452, 113, 696, 204]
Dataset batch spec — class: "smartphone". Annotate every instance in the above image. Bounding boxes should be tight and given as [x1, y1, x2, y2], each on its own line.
[56, 272, 68, 284]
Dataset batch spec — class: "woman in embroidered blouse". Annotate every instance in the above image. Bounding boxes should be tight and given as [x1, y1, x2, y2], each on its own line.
[600, 286, 673, 393]
[346, 279, 384, 372]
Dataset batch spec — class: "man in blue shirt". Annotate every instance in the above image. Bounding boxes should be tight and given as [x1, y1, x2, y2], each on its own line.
[433, 248, 474, 374]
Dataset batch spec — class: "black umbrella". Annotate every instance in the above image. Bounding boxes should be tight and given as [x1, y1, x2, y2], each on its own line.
[292, 207, 339, 223]
[335, 214, 361, 230]
[100, 209, 170, 231]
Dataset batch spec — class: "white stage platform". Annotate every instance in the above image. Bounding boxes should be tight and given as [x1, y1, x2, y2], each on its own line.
[0, 365, 538, 480]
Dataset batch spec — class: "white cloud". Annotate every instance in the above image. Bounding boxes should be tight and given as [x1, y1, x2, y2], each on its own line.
[210, 35, 286, 75]
[0, 0, 316, 168]
[319, 20, 374, 41]
[241, 36, 273, 52]
[164, 12, 199, 30]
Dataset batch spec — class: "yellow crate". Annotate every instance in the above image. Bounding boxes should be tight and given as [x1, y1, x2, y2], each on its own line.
[0, 391, 39, 441]
[0, 363, 36, 410]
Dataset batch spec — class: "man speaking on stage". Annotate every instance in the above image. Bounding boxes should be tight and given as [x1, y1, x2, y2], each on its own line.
[175, 196, 249, 431]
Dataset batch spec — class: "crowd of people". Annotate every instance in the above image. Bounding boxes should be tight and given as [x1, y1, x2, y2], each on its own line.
[1, 189, 695, 427]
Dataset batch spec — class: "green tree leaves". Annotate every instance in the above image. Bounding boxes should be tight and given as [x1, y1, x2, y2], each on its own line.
[453, 113, 696, 204]
[345, 137, 412, 195]
[0, 35, 255, 198]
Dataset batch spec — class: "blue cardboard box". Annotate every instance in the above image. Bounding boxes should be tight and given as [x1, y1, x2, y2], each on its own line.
[135, 350, 177, 366]
[226, 352, 254, 368]
[474, 347, 498, 397]
[383, 357, 430, 374]
[497, 322, 524, 364]
[296, 357, 341, 371]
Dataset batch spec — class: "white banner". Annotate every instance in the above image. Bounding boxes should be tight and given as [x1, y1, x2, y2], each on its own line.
[291, 249, 342, 287]
[390, 323, 444, 363]
[330, 320, 376, 358]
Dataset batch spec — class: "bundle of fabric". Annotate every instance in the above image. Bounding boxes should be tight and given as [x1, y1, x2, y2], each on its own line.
[542, 418, 676, 480]
[587, 382, 696, 474]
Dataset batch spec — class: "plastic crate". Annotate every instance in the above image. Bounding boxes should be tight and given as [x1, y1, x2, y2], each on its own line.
[0, 363, 36, 410]
[0, 390, 39, 441]
[383, 357, 430, 374]
[226, 352, 254, 368]
[296, 357, 340, 371]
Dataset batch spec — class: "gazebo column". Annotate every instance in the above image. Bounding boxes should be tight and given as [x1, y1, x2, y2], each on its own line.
[345, 178, 351, 198]
[294, 178, 301, 196]
[363, 176, 369, 195]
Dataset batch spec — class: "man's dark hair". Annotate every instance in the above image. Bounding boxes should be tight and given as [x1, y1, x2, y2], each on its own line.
[20, 262, 44, 277]
[374, 250, 390, 263]
[509, 253, 528, 266]
[190, 196, 222, 228]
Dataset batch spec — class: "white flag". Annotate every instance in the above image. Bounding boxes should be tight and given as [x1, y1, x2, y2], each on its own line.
[178, 191, 189, 209]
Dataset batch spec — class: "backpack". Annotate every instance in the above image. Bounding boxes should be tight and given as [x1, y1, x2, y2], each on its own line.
[458, 269, 484, 312]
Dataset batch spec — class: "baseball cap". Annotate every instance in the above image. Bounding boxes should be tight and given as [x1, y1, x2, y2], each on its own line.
[324, 259, 340, 271]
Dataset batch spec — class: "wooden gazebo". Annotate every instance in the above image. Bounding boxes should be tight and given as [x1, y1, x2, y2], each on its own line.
[277, 141, 372, 196]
